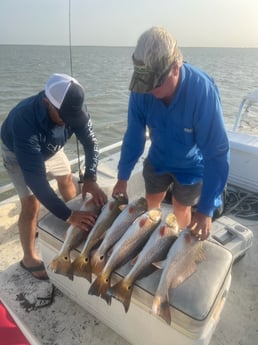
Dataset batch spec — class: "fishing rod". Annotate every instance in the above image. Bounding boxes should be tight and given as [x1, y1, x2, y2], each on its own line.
[68, 0, 84, 183]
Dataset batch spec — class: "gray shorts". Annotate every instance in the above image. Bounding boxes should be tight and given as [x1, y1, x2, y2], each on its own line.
[143, 159, 202, 206]
[1, 144, 71, 199]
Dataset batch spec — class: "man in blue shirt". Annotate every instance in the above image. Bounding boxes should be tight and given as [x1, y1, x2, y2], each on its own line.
[112, 27, 229, 241]
[1, 73, 107, 279]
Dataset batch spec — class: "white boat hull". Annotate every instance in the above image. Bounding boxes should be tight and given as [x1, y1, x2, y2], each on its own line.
[228, 131, 258, 193]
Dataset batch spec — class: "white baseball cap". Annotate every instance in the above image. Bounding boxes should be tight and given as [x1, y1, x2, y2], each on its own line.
[45, 73, 88, 128]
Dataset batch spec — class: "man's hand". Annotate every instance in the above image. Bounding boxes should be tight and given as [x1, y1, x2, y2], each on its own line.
[188, 212, 212, 241]
[112, 180, 128, 199]
[67, 210, 98, 232]
[82, 181, 107, 207]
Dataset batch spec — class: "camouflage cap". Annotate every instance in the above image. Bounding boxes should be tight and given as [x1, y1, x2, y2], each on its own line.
[129, 55, 175, 93]
[129, 27, 182, 93]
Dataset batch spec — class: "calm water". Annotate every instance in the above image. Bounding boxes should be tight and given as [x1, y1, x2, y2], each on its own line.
[0, 45, 258, 187]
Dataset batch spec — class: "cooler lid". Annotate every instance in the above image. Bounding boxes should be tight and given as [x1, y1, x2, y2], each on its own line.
[118, 240, 232, 321]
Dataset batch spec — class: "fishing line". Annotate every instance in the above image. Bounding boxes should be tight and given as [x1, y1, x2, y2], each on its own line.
[68, 0, 84, 183]
[68, 0, 73, 77]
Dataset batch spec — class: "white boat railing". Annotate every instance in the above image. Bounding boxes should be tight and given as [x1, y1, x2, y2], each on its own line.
[0, 140, 122, 198]
[232, 89, 258, 131]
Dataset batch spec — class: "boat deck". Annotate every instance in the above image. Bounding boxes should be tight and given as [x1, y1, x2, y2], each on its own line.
[0, 180, 257, 345]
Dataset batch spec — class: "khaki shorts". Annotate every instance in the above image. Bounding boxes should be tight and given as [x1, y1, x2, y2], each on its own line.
[1, 144, 71, 199]
[143, 159, 202, 206]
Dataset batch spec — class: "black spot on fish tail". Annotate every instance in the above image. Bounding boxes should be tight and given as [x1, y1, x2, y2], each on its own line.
[72, 254, 92, 282]
[88, 273, 110, 299]
[109, 279, 133, 313]
[90, 253, 107, 275]
[49, 256, 74, 281]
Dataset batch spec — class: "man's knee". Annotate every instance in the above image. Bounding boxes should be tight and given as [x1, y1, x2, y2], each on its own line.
[20, 195, 40, 219]
[56, 174, 77, 201]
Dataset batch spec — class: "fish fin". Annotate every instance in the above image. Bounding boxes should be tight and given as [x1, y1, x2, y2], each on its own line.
[170, 263, 197, 289]
[152, 259, 167, 270]
[152, 295, 171, 325]
[170, 242, 205, 288]
[88, 273, 111, 299]
[195, 244, 206, 262]
[137, 265, 156, 280]
[101, 291, 112, 305]
[109, 279, 133, 313]
[72, 254, 92, 282]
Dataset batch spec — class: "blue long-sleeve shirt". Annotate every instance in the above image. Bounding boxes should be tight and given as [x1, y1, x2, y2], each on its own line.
[118, 63, 230, 217]
[1, 91, 99, 221]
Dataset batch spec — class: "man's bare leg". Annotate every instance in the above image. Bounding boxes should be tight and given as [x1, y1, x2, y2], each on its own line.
[146, 192, 191, 230]
[55, 173, 77, 202]
[145, 191, 166, 210]
[172, 196, 191, 229]
[19, 195, 48, 279]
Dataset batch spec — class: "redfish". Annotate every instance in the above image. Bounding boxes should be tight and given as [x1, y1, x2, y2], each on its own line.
[72, 195, 128, 282]
[88, 208, 162, 305]
[109, 213, 179, 312]
[152, 228, 205, 325]
[90, 197, 148, 275]
[48, 198, 101, 280]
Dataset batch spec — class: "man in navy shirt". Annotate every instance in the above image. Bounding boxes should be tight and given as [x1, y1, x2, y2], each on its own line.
[1, 73, 107, 279]
[112, 27, 229, 241]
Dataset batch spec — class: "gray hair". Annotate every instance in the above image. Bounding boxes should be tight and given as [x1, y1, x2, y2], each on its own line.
[133, 26, 183, 71]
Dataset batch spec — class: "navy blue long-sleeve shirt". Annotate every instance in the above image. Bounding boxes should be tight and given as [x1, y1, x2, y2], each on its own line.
[1, 91, 99, 221]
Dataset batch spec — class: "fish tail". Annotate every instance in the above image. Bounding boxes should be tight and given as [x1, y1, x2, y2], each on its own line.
[90, 253, 106, 275]
[109, 279, 133, 313]
[100, 290, 112, 305]
[152, 295, 171, 325]
[48, 254, 74, 281]
[72, 254, 92, 282]
[88, 272, 111, 303]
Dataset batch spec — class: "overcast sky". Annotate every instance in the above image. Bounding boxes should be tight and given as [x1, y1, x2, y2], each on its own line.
[0, 0, 257, 47]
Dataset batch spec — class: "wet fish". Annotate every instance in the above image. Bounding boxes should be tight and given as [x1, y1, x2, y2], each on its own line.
[152, 228, 205, 325]
[72, 195, 128, 282]
[109, 213, 179, 312]
[88, 208, 162, 305]
[48, 198, 101, 280]
[90, 197, 148, 275]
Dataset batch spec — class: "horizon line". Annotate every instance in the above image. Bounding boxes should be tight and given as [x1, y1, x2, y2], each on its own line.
[0, 43, 258, 49]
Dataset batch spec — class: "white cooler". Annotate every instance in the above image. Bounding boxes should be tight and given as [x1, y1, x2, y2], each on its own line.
[38, 196, 233, 345]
